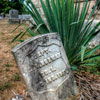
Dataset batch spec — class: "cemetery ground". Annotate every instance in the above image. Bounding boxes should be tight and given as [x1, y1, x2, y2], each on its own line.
[0, 19, 100, 100]
[0, 19, 31, 100]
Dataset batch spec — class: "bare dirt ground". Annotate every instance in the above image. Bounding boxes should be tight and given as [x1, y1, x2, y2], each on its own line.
[0, 19, 30, 100]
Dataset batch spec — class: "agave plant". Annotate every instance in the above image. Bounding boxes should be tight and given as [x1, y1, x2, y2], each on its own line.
[12, 0, 100, 68]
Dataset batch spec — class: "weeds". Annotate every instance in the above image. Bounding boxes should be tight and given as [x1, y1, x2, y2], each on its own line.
[0, 59, 2, 63]
[0, 69, 2, 72]
[13, 73, 21, 81]
[0, 82, 11, 91]
[79, 56, 100, 74]
[6, 68, 9, 72]
[5, 62, 13, 68]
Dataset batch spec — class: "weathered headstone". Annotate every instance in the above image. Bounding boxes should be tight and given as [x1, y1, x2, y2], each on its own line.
[0, 16, 3, 20]
[19, 14, 31, 24]
[12, 33, 78, 100]
[19, 14, 31, 21]
[5, 14, 9, 19]
[9, 10, 18, 18]
[1, 13, 4, 18]
[8, 10, 20, 24]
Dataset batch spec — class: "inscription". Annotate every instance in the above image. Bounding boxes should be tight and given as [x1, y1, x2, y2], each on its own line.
[41, 66, 56, 76]
[38, 49, 67, 84]
[28, 46, 68, 85]
[40, 52, 61, 67]
[45, 70, 66, 84]
[27, 43, 68, 85]
[38, 48, 48, 57]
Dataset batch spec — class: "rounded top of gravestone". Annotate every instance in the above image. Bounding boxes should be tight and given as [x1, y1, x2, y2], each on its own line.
[9, 9, 19, 18]
[0, 16, 3, 20]
[12, 33, 58, 52]
[9, 9, 18, 12]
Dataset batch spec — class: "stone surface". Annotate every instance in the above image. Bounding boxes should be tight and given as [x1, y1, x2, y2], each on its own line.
[5, 14, 9, 19]
[19, 14, 31, 24]
[9, 10, 18, 18]
[0, 16, 3, 20]
[19, 14, 31, 21]
[11, 95, 26, 100]
[8, 10, 20, 24]
[8, 18, 20, 24]
[0, 13, 4, 18]
[12, 33, 78, 100]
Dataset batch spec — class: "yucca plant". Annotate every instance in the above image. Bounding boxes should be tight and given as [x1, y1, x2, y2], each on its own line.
[12, 0, 100, 68]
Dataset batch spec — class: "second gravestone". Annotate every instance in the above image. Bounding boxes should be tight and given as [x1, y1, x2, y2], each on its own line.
[12, 33, 78, 100]
[8, 10, 20, 24]
[9, 10, 18, 18]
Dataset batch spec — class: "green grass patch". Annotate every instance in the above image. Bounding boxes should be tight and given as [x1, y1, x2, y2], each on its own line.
[13, 73, 21, 81]
[79, 56, 100, 75]
[5, 62, 13, 68]
[0, 82, 11, 91]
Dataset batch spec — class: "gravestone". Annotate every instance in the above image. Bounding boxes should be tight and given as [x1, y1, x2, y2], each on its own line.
[0, 16, 3, 20]
[1, 13, 4, 18]
[9, 10, 18, 18]
[19, 14, 31, 24]
[5, 14, 9, 19]
[8, 10, 20, 24]
[12, 33, 78, 100]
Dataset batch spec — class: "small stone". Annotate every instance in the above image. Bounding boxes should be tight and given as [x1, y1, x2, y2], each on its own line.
[11, 95, 26, 100]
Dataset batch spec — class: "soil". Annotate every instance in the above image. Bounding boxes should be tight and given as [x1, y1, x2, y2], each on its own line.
[0, 19, 30, 100]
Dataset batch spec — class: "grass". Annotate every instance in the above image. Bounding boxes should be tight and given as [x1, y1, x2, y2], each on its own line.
[0, 69, 2, 72]
[13, 73, 21, 81]
[5, 62, 13, 71]
[0, 82, 11, 91]
[0, 19, 27, 99]
[0, 59, 2, 63]
[79, 55, 100, 75]
[5, 62, 13, 68]
[89, 57, 100, 74]
[5, 68, 10, 72]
